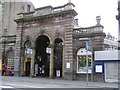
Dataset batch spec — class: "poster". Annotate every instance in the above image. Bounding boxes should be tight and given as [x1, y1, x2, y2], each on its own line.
[66, 63, 70, 68]
[95, 65, 102, 73]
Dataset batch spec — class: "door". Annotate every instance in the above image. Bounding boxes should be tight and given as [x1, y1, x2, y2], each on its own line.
[26, 62, 31, 76]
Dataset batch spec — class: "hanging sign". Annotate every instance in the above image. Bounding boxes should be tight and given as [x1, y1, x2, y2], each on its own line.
[26, 49, 32, 54]
[46, 48, 51, 54]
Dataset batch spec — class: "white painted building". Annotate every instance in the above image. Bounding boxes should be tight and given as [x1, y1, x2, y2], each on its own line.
[104, 33, 119, 50]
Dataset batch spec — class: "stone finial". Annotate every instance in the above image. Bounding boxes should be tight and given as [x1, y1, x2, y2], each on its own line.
[96, 16, 101, 25]
[68, 0, 71, 3]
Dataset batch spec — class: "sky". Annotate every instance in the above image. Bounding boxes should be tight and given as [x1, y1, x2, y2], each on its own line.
[30, 0, 118, 39]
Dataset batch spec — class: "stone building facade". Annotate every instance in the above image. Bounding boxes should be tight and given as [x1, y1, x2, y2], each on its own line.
[14, 2, 106, 81]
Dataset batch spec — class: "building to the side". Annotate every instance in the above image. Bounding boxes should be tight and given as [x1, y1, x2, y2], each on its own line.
[0, 0, 4, 34]
[94, 50, 120, 83]
[0, 0, 4, 70]
[0, 0, 35, 72]
[104, 33, 119, 50]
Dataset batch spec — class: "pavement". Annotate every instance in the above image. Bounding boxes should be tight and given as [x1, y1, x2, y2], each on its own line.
[1, 76, 120, 89]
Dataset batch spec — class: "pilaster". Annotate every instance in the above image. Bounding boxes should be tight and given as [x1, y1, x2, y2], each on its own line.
[49, 45, 54, 78]
[64, 16, 75, 80]
[14, 24, 23, 76]
[30, 47, 35, 77]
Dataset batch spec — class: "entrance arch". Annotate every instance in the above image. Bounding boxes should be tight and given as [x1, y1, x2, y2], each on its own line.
[35, 35, 50, 77]
[77, 48, 92, 74]
[53, 38, 63, 78]
[24, 40, 32, 76]
[6, 48, 15, 70]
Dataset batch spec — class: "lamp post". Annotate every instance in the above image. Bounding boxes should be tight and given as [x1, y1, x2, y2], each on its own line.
[85, 41, 93, 85]
[2, 28, 7, 65]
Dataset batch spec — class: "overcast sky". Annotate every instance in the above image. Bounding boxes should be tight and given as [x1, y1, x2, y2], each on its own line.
[30, 0, 118, 39]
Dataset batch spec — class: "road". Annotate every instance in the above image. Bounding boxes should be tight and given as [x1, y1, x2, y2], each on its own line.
[1, 76, 119, 90]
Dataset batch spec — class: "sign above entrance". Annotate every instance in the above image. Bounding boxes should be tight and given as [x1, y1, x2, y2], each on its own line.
[66, 63, 70, 68]
[26, 49, 32, 54]
[46, 48, 51, 54]
[95, 65, 102, 73]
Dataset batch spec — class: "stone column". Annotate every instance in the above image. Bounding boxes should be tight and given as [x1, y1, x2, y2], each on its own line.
[62, 45, 65, 77]
[49, 45, 54, 78]
[20, 46, 25, 76]
[64, 16, 75, 80]
[30, 47, 35, 77]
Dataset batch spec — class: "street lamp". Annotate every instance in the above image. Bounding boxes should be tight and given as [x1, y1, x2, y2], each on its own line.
[85, 41, 93, 85]
[2, 28, 7, 65]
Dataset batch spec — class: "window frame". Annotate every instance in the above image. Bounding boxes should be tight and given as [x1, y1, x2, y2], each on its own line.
[77, 48, 92, 74]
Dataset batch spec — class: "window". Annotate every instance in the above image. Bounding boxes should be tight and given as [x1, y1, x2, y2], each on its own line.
[27, 5, 31, 13]
[77, 48, 92, 73]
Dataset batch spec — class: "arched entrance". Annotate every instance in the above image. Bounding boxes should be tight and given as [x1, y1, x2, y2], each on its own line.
[6, 48, 15, 70]
[53, 38, 63, 78]
[77, 48, 92, 74]
[24, 40, 32, 76]
[35, 35, 50, 77]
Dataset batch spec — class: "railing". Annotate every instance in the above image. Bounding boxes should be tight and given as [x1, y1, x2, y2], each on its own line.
[53, 3, 74, 13]
[15, 3, 75, 20]
[73, 26, 103, 34]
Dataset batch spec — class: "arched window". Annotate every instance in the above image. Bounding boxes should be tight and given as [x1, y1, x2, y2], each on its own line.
[77, 48, 92, 73]
[7, 50, 15, 69]
[24, 40, 32, 58]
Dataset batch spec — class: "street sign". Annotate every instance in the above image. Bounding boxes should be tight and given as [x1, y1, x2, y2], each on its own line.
[26, 49, 32, 54]
[85, 41, 92, 51]
[46, 48, 51, 54]
[94, 61, 104, 74]
[85, 41, 93, 85]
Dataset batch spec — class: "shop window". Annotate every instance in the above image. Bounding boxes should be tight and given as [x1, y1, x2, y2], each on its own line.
[77, 55, 92, 73]
[77, 48, 92, 74]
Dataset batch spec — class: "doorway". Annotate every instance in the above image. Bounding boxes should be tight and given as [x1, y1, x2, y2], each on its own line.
[24, 40, 32, 76]
[53, 38, 63, 78]
[35, 35, 50, 77]
[6, 49, 15, 70]
[25, 61, 31, 76]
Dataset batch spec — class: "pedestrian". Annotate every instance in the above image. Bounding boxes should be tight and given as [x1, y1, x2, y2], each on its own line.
[41, 65, 45, 76]
[2, 64, 7, 76]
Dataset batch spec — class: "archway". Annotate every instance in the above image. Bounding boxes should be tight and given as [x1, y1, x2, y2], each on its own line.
[35, 35, 50, 77]
[24, 40, 32, 76]
[6, 48, 15, 70]
[77, 48, 92, 74]
[53, 38, 63, 78]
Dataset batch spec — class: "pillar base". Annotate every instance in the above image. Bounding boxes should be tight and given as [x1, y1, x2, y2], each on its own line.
[13, 71, 19, 76]
[63, 72, 76, 80]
